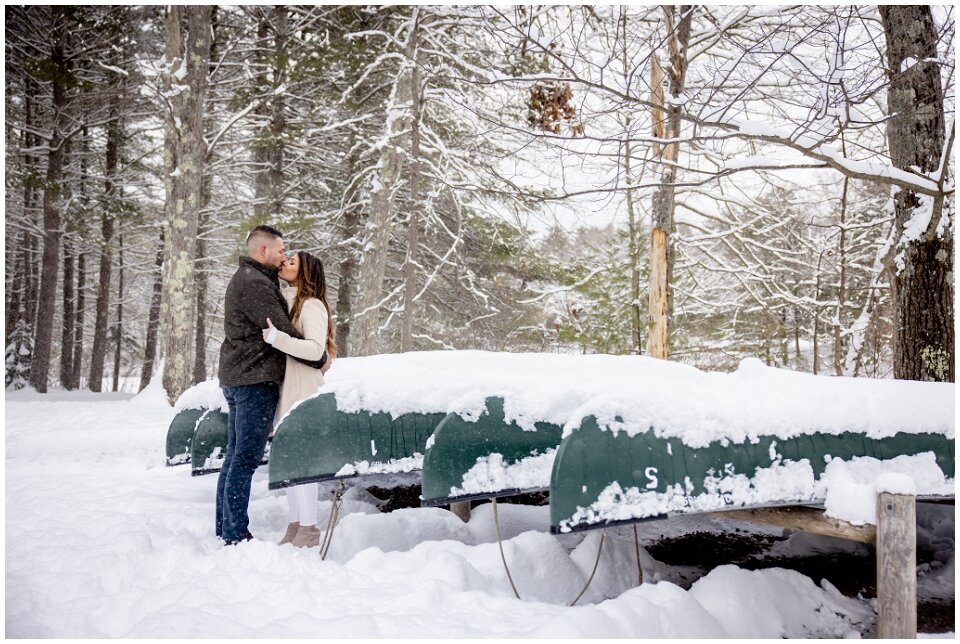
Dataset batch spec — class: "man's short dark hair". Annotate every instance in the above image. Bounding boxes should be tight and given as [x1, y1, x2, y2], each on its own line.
[246, 224, 283, 244]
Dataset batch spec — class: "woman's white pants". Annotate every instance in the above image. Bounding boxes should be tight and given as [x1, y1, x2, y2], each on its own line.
[286, 483, 318, 527]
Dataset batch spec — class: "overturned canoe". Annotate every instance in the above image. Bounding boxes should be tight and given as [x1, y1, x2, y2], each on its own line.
[421, 397, 562, 506]
[268, 392, 445, 490]
[190, 410, 230, 476]
[550, 415, 955, 534]
[166, 408, 205, 466]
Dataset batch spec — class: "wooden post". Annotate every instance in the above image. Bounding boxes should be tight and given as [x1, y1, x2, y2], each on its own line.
[449, 501, 471, 523]
[876, 492, 916, 639]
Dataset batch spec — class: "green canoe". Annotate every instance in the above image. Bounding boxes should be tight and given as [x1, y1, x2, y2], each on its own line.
[421, 397, 563, 506]
[166, 408, 205, 466]
[550, 415, 955, 534]
[268, 392, 446, 490]
[190, 409, 230, 476]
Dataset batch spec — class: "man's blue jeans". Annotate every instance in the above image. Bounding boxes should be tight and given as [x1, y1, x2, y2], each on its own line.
[216, 382, 279, 542]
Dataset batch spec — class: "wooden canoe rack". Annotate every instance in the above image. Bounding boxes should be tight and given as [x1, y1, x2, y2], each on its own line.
[717, 493, 922, 639]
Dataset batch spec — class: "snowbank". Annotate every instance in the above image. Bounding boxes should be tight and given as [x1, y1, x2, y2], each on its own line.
[4, 391, 952, 637]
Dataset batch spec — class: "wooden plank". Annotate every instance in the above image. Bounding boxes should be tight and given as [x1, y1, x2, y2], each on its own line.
[876, 492, 916, 639]
[716, 506, 876, 543]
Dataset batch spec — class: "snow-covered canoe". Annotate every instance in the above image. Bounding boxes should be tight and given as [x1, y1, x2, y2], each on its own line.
[548, 360, 955, 534]
[549, 418, 954, 533]
[420, 397, 562, 506]
[267, 392, 445, 489]
[165, 408, 205, 466]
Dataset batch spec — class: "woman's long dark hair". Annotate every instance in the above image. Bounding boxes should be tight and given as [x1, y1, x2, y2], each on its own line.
[290, 251, 337, 359]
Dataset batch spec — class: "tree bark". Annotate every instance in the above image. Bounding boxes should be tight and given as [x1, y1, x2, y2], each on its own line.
[834, 172, 849, 375]
[252, 6, 287, 219]
[353, 9, 420, 356]
[139, 230, 164, 391]
[88, 112, 120, 392]
[401, 14, 423, 353]
[646, 6, 693, 361]
[336, 132, 362, 358]
[70, 251, 86, 389]
[161, 5, 210, 403]
[112, 237, 124, 392]
[30, 20, 69, 393]
[59, 236, 76, 388]
[7, 82, 36, 348]
[880, 6, 953, 382]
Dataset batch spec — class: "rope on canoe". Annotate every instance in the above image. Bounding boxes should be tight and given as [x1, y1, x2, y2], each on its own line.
[319, 479, 345, 561]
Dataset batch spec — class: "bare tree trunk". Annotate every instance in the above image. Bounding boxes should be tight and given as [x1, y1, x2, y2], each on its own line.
[251, 6, 287, 219]
[193, 9, 218, 386]
[88, 113, 120, 392]
[646, 6, 693, 361]
[880, 6, 953, 382]
[20, 81, 40, 341]
[7, 82, 36, 348]
[401, 14, 423, 353]
[59, 236, 76, 388]
[834, 172, 849, 375]
[621, 11, 643, 354]
[67, 127, 89, 391]
[161, 5, 211, 403]
[354, 9, 420, 356]
[70, 251, 86, 389]
[139, 229, 164, 391]
[30, 21, 69, 393]
[112, 236, 124, 392]
[336, 133, 362, 358]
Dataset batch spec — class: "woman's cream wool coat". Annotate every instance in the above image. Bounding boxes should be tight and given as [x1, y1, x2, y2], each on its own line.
[271, 286, 328, 429]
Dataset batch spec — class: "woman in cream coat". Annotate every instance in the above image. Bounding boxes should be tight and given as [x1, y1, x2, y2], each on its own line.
[262, 250, 337, 548]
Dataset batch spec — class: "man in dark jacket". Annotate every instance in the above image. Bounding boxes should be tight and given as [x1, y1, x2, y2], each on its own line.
[216, 224, 326, 545]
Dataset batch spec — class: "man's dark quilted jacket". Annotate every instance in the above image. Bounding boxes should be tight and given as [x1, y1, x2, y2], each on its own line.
[218, 256, 326, 387]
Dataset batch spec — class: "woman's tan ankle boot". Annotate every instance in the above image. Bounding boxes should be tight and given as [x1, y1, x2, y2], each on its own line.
[279, 522, 300, 545]
[292, 524, 321, 548]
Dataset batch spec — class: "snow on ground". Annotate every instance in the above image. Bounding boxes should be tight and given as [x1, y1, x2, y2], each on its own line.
[4, 377, 951, 638]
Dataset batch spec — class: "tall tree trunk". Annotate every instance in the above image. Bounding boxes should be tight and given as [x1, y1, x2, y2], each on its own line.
[21, 80, 40, 339]
[7, 82, 36, 348]
[193, 8, 219, 386]
[336, 132, 362, 358]
[621, 11, 644, 354]
[161, 5, 211, 403]
[193, 223, 208, 384]
[139, 230, 164, 391]
[252, 6, 287, 219]
[67, 127, 89, 391]
[88, 113, 120, 392]
[834, 173, 849, 375]
[353, 9, 420, 356]
[30, 21, 69, 393]
[112, 237, 124, 392]
[401, 14, 423, 353]
[70, 251, 86, 389]
[59, 236, 76, 388]
[646, 6, 693, 361]
[880, 6, 953, 382]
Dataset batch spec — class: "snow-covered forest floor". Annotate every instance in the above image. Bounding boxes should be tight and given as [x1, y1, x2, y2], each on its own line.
[5, 382, 954, 638]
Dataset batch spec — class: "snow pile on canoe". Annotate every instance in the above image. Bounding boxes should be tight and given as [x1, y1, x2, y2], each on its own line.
[307, 351, 953, 444]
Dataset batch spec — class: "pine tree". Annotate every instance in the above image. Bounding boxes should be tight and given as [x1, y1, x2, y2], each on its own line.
[5, 320, 33, 390]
